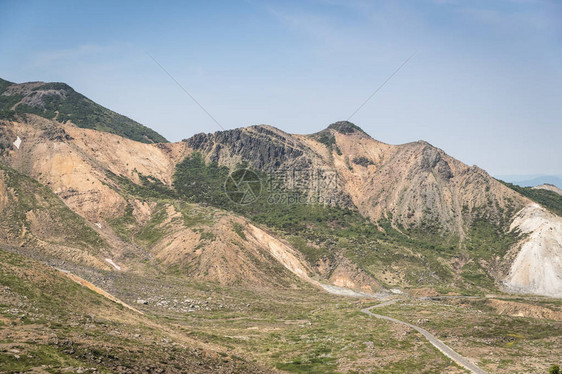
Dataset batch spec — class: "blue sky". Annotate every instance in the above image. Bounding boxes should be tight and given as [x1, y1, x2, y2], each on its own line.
[1, 0, 560, 176]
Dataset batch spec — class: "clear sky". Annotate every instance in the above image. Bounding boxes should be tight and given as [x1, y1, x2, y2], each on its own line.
[1, 0, 560, 176]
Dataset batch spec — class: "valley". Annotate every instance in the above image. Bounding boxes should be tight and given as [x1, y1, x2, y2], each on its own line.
[2, 244, 560, 373]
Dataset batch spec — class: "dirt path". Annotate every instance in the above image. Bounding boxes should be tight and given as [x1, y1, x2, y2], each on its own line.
[361, 300, 487, 374]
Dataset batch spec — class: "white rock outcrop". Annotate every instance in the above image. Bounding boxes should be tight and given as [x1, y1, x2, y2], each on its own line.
[503, 204, 562, 298]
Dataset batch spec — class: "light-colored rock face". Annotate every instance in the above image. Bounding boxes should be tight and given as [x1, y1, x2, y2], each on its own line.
[503, 204, 562, 298]
[0, 115, 187, 221]
[246, 223, 313, 281]
[325, 133, 529, 236]
[488, 298, 562, 320]
[63, 125, 186, 185]
[148, 209, 316, 288]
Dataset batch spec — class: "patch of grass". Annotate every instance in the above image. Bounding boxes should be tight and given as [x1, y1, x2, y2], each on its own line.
[108, 203, 137, 241]
[275, 354, 337, 373]
[460, 261, 496, 290]
[312, 130, 336, 148]
[106, 170, 175, 200]
[465, 214, 521, 261]
[199, 231, 216, 242]
[178, 203, 213, 228]
[0, 345, 86, 372]
[351, 156, 374, 167]
[136, 205, 168, 247]
[232, 222, 247, 240]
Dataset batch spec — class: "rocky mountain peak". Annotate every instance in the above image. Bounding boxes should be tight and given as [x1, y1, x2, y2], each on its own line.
[0, 78, 167, 144]
[327, 121, 369, 136]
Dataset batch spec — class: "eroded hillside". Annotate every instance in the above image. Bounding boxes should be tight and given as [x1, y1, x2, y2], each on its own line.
[1, 114, 560, 298]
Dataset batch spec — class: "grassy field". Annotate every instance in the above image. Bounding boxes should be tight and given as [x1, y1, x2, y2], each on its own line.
[370, 297, 562, 374]
[96, 270, 469, 374]
[0, 248, 267, 373]
[2, 241, 561, 373]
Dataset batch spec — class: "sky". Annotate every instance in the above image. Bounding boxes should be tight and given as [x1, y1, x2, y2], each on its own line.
[0, 0, 561, 176]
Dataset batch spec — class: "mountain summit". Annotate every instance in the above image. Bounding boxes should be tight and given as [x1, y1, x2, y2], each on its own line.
[0, 78, 167, 143]
[326, 120, 369, 135]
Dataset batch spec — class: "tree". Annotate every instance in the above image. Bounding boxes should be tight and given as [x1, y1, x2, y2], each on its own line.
[550, 364, 560, 374]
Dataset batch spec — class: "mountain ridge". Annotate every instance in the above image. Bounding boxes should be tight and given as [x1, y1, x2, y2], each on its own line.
[186, 121, 530, 234]
[0, 78, 167, 144]
[0, 94, 560, 299]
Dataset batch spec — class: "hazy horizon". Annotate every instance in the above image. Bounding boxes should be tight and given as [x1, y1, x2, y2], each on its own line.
[1, 0, 560, 175]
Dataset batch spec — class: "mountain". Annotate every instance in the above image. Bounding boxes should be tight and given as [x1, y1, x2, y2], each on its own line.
[182, 122, 562, 297]
[187, 122, 527, 237]
[0, 114, 326, 290]
[1, 87, 561, 373]
[2, 109, 560, 297]
[534, 183, 562, 196]
[0, 78, 167, 143]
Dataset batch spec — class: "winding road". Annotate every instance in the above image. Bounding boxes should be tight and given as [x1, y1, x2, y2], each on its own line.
[361, 299, 487, 374]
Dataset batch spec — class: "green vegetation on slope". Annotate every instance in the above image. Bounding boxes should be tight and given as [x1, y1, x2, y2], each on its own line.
[0, 77, 14, 93]
[500, 180, 562, 216]
[97, 152, 522, 293]
[327, 121, 367, 135]
[0, 78, 19, 120]
[0, 79, 167, 143]
[0, 163, 106, 250]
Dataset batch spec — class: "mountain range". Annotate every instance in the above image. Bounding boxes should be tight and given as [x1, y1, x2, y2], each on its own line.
[1, 78, 561, 373]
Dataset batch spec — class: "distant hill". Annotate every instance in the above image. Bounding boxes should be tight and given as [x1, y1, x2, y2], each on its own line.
[533, 184, 562, 196]
[0, 77, 167, 144]
[500, 180, 562, 217]
[496, 174, 562, 189]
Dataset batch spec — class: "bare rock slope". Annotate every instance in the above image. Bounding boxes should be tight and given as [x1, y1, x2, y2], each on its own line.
[503, 204, 562, 297]
[188, 121, 530, 236]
